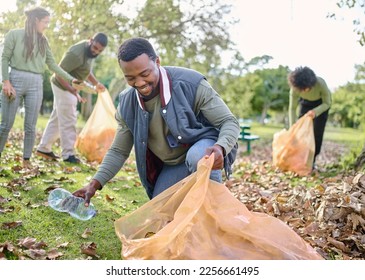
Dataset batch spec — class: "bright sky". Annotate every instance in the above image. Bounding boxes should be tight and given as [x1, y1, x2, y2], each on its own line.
[1, 0, 364, 89]
[230, 0, 365, 89]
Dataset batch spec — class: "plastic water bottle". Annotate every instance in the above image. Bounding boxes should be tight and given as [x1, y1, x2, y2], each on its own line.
[48, 188, 96, 221]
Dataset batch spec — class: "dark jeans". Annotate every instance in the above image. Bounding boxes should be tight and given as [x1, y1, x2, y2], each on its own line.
[152, 138, 222, 198]
[299, 98, 329, 163]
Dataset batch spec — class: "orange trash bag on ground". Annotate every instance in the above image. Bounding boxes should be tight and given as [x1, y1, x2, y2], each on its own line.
[114, 155, 322, 260]
[272, 115, 315, 176]
[75, 90, 117, 163]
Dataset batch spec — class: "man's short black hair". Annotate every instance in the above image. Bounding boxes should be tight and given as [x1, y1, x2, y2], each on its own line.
[118, 37, 157, 62]
[93, 32, 108, 47]
[288, 66, 317, 90]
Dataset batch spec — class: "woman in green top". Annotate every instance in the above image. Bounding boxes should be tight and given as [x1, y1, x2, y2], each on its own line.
[288, 66, 331, 169]
[0, 7, 77, 168]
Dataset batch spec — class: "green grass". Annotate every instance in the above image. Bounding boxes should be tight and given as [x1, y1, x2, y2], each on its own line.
[0, 114, 149, 260]
[323, 126, 365, 147]
[0, 158, 149, 260]
[248, 121, 365, 145]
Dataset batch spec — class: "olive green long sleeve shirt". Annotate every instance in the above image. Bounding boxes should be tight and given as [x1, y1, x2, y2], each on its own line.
[1, 29, 73, 83]
[289, 77, 331, 126]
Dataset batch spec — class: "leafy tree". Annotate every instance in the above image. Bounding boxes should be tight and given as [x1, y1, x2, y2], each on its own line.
[331, 2, 365, 168]
[39, 0, 128, 60]
[221, 72, 260, 119]
[330, 61, 365, 169]
[220, 55, 290, 123]
[0, 0, 35, 39]
[130, 0, 236, 76]
[330, 83, 365, 128]
[1, 0, 237, 119]
[354, 62, 365, 82]
[246, 55, 274, 73]
[251, 66, 290, 124]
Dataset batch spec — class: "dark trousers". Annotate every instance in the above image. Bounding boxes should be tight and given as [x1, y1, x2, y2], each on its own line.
[299, 98, 329, 163]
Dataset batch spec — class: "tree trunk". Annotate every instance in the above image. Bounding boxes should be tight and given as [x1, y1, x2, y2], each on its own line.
[260, 103, 270, 124]
[354, 144, 365, 170]
[81, 94, 93, 120]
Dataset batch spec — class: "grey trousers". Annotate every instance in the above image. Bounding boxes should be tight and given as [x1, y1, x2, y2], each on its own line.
[0, 69, 43, 159]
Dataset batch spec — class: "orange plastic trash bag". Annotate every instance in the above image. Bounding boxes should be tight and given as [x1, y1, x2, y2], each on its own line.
[75, 90, 117, 163]
[272, 115, 315, 176]
[114, 155, 322, 260]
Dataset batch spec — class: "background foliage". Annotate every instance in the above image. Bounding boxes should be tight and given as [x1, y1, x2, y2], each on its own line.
[1, 0, 365, 125]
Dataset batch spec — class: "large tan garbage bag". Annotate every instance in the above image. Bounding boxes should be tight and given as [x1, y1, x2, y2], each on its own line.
[114, 155, 323, 260]
[272, 115, 315, 176]
[75, 90, 117, 163]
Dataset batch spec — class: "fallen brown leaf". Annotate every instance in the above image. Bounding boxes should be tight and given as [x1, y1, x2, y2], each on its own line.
[80, 242, 99, 259]
[1, 221, 22, 230]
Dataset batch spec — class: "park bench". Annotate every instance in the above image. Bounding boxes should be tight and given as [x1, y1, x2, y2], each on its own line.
[238, 124, 260, 154]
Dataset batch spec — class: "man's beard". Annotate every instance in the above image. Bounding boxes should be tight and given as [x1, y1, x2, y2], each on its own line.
[86, 45, 98, 58]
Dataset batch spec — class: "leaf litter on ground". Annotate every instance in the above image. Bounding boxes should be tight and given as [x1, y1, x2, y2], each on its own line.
[1, 128, 364, 260]
[228, 140, 365, 259]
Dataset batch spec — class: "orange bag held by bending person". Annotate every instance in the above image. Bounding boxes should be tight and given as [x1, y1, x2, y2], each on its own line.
[75, 90, 117, 163]
[272, 114, 315, 176]
[114, 155, 322, 260]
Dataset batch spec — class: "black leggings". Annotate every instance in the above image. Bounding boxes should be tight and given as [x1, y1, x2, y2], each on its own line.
[299, 98, 329, 162]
